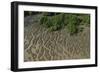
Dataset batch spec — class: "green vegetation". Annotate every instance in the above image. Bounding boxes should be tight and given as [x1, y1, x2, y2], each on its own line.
[40, 13, 65, 31]
[80, 14, 90, 26]
[39, 12, 90, 35]
[67, 14, 80, 35]
[50, 13, 65, 31]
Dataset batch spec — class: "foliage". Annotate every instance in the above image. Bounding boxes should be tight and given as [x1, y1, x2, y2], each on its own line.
[39, 12, 90, 35]
[51, 13, 65, 31]
[79, 14, 90, 26]
[40, 13, 65, 31]
[40, 16, 52, 28]
[67, 14, 80, 35]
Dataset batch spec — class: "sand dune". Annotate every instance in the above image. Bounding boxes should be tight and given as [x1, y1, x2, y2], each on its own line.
[24, 15, 90, 62]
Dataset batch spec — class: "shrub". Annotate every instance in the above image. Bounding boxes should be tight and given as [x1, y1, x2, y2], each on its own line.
[40, 16, 52, 27]
[51, 13, 65, 30]
[40, 13, 65, 31]
[67, 14, 80, 35]
[79, 14, 90, 26]
[39, 13, 89, 35]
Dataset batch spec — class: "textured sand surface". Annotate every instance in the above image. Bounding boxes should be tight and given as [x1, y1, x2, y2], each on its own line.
[24, 15, 90, 62]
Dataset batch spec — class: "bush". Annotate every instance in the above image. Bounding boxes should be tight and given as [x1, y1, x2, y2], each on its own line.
[51, 13, 65, 31]
[40, 13, 65, 31]
[79, 14, 90, 26]
[39, 12, 89, 35]
[67, 14, 80, 35]
[40, 16, 52, 27]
